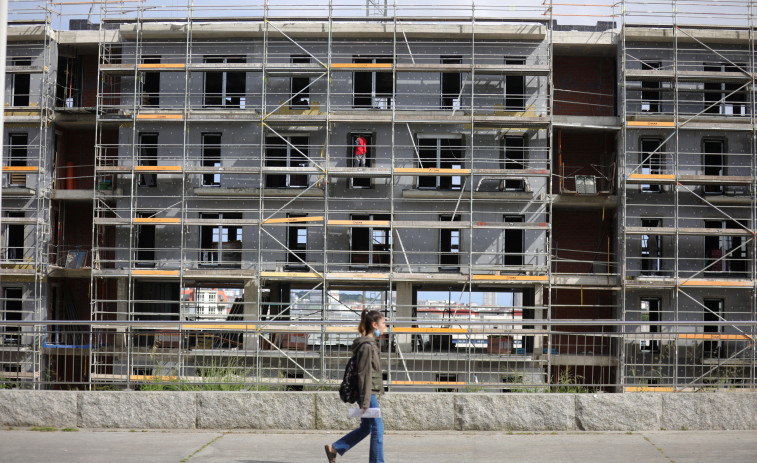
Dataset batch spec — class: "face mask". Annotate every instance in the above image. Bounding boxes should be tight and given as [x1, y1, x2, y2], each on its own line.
[374, 328, 381, 337]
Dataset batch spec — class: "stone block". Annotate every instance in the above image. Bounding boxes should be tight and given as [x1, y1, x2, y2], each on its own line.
[455, 394, 576, 431]
[661, 393, 757, 430]
[315, 393, 355, 430]
[0, 390, 77, 428]
[576, 393, 661, 430]
[78, 392, 196, 429]
[380, 393, 455, 430]
[197, 392, 315, 429]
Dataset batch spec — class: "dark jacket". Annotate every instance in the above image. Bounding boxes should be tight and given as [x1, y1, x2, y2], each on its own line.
[351, 335, 382, 409]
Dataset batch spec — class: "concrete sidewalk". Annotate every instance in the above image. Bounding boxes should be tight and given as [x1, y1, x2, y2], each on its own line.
[1, 429, 755, 462]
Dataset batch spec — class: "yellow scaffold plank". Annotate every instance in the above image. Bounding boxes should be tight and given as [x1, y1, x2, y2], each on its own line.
[136, 114, 184, 120]
[680, 280, 752, 287]
[138, 63, 186, 70]
[627, 174, 675, 181]
[471, 274, 549, 282]
[262, 216, 324, 224]
[394, 167, 471, 175]
[331, 63, 392, 69]
[624, 386, 676, 392]
[626, 121, 675, 127]
[133, 217, 181, 224]
[393, 327, 468, 334]
[131, 269, 180, 276]
[679, 333, 752, 341]
[134, 165, 182, 172]
[2, 166, 38, 172]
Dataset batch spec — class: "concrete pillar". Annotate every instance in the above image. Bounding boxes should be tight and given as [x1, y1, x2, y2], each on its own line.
[243, 278, 260, 351]
[395, 282, 413, 352]
[533, 284, 544, 354]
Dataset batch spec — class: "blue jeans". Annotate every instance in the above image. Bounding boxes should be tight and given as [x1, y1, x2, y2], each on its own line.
[332, 394, 384, 463]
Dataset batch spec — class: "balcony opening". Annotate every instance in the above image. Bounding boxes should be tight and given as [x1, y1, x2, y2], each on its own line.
[417, 136, 463, 190]
[201, 132, 222, 187]
[138, 132, 158, 187]
[441, 56, 462, 110]
[4, 211, 24, 261]
[504, 57, 526, 111]
[204, 56, 246, 108]
[353, 56, 392, 109]
[705, 220, 747, 276]
[265, 136, 309, 188]
[640, 61, 661, 113]
[640, 218, 662, 275]
[503, 135, 526, 191]
[11, 57, 31, 107]
[141, 55, 160, 107]
[290, 55, 311, 109]
[350, 132, 373, 188]
[504, 215, 524, 267]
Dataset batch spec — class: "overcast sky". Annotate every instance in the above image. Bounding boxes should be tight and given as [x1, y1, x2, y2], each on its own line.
[19, 1, 752, 31]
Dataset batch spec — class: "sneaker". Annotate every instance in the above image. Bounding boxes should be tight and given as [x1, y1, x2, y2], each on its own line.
[325, 444, 337, 463]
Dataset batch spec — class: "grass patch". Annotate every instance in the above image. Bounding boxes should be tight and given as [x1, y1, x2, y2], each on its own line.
[62, 428, 79, 432]
[30, 427, 57, 432]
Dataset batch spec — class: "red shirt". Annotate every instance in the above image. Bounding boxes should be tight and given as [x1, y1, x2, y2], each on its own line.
[355, 136, 367, 156]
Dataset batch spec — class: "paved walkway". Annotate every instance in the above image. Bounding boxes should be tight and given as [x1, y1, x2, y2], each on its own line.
[1, 429, 756, 462]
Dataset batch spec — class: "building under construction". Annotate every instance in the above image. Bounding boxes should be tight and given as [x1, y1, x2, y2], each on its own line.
[1, 0, 756, 392]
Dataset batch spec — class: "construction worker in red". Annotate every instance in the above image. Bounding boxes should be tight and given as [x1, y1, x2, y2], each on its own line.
[354, 135, 367, 168]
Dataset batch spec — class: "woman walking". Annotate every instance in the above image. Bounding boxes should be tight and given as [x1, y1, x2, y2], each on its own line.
[325, 309, 386, 463]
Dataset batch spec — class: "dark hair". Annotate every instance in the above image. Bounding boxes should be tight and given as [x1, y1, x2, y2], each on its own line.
[358, 309, 384, 336]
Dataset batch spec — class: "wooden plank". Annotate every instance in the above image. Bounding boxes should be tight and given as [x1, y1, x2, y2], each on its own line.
[136, 114, 184, 120]
[627, 173, 675, 181]
[138, 63, 185, 70]
[680, 280, 752, 287]
[134, 165, 182, 172]
[679, 333, 752, 341]
[131, 269, 180, 277]
[327, 220, 390, 227]
[133, 217, 181, 224]
[331, 63, 392, 69]
[262, 216, 324, 224]
[261, 271, 321, 279]
[2, 166, 38, 172]
[394, 167, 471, 175]
[471, 274, 549, 282]
[627, 121, 675, 127]
[624, 386, 676, 392]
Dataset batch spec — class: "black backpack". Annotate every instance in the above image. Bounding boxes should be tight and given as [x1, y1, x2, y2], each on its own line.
[339, 341, 370, 403]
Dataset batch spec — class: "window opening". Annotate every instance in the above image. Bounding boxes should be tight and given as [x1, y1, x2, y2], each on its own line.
[504, 215, 524, 266]
[138, 133, 158, 187]
[141, 55, 160, 107]
[4, 211, 24, 261]
[202, 133, 222, 187]
[200, 212, 243, 267]
[640, 297, 660, 353]
[286, 214, 308, 270]
[439, 215, 461, 270]
[705, 220, 747, 275]
[2, 288, 22, 345]
[503, 135, 526, 191]
[704, 63, 747, 115]
[640, 218, 662, 275]
[290, 55, 311, 109]
[640, 61, 661, 113]
[703, 139, 725, 195]
[7, 133, 28, 187]
[204, 56, 246, 108]
[640, 138, 663, 193]
[351, 214, 391, 267]
[265, 136, 309, 188]
[11, 58, 31, 107]
[350, 133, 372, 188]
[134, 211, 156, 268]
[703, 298, 723, 357]
[441, 56, 462, 110]
[353, 56, 392, 109]
[504, 57, 526, 111]
[417, 137, 463, 190]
